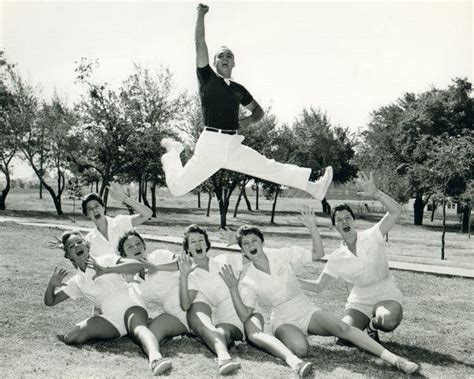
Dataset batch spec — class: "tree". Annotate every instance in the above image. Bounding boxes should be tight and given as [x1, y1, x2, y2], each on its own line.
[0, 51, 22, 210]
[72, 58, 132, 206]
[119, 64, 188, 217]
[420, 135, 473, 258]
[358, 78, 473, 225]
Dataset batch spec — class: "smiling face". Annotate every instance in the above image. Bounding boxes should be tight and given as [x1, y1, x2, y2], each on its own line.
[239, 233, 264, 262]
[85, 200, 105, 223]
[122, 235, 146, 259]
[64, 235, 90, 265]
[334, 209, 357, 241]
[186, 232, 208, 262]
[213, 48, 235, 78]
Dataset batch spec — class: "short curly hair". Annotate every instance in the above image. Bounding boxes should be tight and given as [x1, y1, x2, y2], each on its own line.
[331, 204, 356, 226]
[117, 230, 146, 257]
[182, 224, 211, 254]
[81, 193, 105, 216]
[235, 225, 264, 248]
[60, 230, 84, 258]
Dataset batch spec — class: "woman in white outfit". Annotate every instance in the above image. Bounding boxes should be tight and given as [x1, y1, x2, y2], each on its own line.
[81, 183, 152, 258]
[44, 230, 172, 375]
[178, 224, 244, 376]
[117, 230, 190, 342]
[298, 172, 405, 343]
[219, 210, 419, 375]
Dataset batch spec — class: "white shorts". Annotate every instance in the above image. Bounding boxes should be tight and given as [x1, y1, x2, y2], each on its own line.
[79, 290, 141, 337]
[194, 296, 244, 335]
[162, 293, 190, 331]
[346, 276, 403, 319]
[270, 293, 320, 335]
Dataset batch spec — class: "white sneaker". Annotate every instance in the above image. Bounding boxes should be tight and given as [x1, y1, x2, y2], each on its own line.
[150, 358, 172, 375]
[306, 166, 333, 200]
[160, 138, 184, 154]
[294, 361, 312, 378]
[217, 358, 241, 375]
[395, 357, 419, 374]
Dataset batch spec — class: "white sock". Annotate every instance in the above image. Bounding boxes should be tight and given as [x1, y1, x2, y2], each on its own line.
[381, 350, 398, 365]
[286, 355, 303, 370]
[149, 351, 162, 363]
[368, 319, 376, 331]
[217, 352, 232, 362]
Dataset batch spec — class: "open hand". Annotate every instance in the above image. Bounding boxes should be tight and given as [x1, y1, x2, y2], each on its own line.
[48, 236, 63, 249]
[355, 171, 378, 197]
[219, 264, 242, 289]
[178, 252, 197, 276]
[219, 228, 237, 247]
[87, 257, 108, 280]
[48, 267, 68, 288]
[107, 182, 127, 203]
[297, 205, 317, 229]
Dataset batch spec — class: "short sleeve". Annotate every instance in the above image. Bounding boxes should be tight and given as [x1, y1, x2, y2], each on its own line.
[371, 222, 385, 242]
[197, 65, 214, 86]
[239, 278, 258, 309]
[187, 272, 199, 292]
[322, 261, 339, 279]
[61, 275, 83, 300]
[149, 250, 176, 265]
[239, 85, 253, 107]
[287, 245, 313, 265]
[115, 215, 134, 234]
[98, 254, 121, 267]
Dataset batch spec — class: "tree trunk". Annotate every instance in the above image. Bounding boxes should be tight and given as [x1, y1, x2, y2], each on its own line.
[141, 180, 151, 208]
[233, 186, 244, 218]
[321, 198, 331, 214]
[461, 205, 471, 233]
[197, 192, 201, 208]
[242, 186, 252, 211]
[441, 201, 446, 260]
[151, 182, 157, 218]
[430, 201, 436, 222]
[95, 180, 99, 193]
[0, 169, 11, 210]
[413, 194, 425, 225]
[206, 193, 212, 217]
[270, 187, 280, 224]
[138, 178, 142, 202]
[255, 183, 259, 210]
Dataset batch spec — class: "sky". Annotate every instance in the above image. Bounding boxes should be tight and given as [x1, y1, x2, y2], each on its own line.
[1, 0, 472, 178]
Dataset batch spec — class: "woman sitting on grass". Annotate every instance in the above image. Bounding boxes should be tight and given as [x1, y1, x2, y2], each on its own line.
[218, 207, 419, 375]
[178, 224, 312, 377]
[81, 183, 152, 258]
[297, 172, 405, 344]
[117, 230, 191, 344]
[44, 230, 172, 375]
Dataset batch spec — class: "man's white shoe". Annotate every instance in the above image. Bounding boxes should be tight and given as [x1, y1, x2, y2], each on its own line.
[395, 357, 419, 374]
[160, 138, 184, 154]
[306, 166, 333, 200]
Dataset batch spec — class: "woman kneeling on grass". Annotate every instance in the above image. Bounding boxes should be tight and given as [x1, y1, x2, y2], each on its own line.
[117, 230, 191, 344]
[44, 230, 172, 375]
[178, 224, 312, 377]
[298, 172, 405, 344]
[218, 210, 419, 375]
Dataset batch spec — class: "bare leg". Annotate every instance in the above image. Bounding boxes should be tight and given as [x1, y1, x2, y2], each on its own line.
[372, 300, 403, 332]
[63, 316, 120, 345]
[148, 312, 188, 343]
[274, 324, 309, 357]
[342, 308, 370, 330]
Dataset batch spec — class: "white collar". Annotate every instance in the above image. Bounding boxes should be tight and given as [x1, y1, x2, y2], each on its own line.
[216, 72, 232, 86]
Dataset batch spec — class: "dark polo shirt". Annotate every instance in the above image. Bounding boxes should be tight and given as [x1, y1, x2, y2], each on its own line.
[197, 65, 253, 131]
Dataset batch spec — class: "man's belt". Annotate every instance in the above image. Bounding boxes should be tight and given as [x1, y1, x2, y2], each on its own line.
[204, 127, 238, 135]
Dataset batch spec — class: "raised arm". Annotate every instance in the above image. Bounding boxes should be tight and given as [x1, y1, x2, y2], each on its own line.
[195, 3, 210, 68]
[297, 205, 325, 261]
[356, 172, 402, 236]
[107, 183, 152, 227]
[219, 264, 254, 323]
[88, 256, 146, 279]
[44, 267, 70, 306]
[177, 253, 198, 311]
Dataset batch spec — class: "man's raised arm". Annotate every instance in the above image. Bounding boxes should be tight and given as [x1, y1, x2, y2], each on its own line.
[195, 3, 209, 68]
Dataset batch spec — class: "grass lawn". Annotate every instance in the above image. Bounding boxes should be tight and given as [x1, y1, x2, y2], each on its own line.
[1, 222, 473, 378]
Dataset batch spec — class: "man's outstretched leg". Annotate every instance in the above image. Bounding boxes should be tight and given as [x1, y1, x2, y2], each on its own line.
[160, 136, 223, 196]
[226, 142, 333, 200]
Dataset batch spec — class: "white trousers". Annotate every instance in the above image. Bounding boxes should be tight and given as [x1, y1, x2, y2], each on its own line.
[162, 130, 311, 196]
